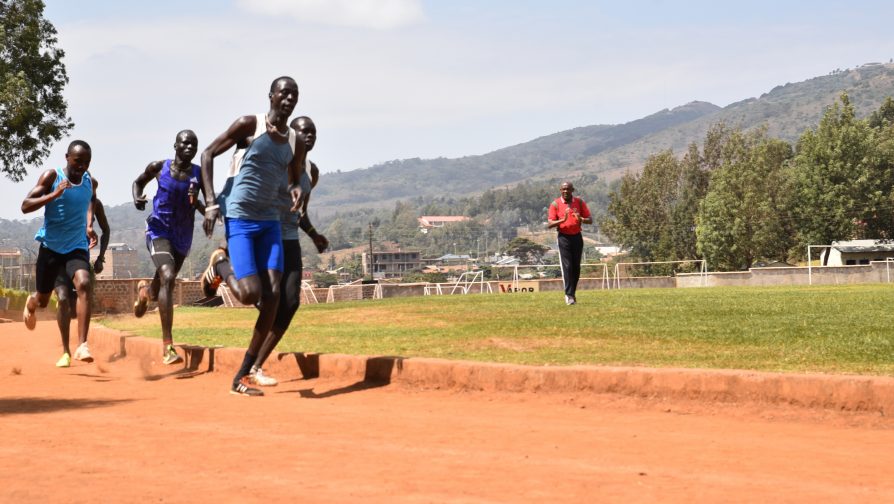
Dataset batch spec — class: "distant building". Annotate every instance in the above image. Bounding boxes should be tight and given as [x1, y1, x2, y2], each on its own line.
[92, 242, 139, 279]
[363, 249, 423, 279]
[418, 215, 470, 234]
[820, 239, 894, 266]
[0, 249, 23, 290]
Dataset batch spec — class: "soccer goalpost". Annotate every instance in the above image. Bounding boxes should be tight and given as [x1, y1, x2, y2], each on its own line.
[489, 262, 610, 292]
[424, 270, 493, 295]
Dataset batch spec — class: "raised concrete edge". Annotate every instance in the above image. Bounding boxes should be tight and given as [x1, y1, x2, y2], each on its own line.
[89, 325, 894, 414]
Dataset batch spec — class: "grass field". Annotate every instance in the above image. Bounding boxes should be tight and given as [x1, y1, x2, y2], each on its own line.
[99, 284, 894, 375]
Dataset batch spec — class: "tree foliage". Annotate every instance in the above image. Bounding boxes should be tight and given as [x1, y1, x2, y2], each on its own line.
[789, 93, 894, 250]
[696, 129, 794, 270]
[504, 237, 549, 264]
[0, 0, 72, 181]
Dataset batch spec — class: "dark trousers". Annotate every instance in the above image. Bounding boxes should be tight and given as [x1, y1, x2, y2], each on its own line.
[558, 232, 583, 298]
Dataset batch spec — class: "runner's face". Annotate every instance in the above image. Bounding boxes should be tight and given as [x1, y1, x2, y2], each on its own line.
[64, 146, 91, 182]
[270, 79, 298, 116]
[560, 184, 574, 201]
[174, 132, 198, 163]
[295, 119, 316, 150]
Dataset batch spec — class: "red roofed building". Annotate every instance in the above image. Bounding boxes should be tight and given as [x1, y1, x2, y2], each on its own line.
[418, 215, 470, 234]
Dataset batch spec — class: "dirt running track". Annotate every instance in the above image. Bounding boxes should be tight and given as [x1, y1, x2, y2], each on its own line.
[1, 322, 893, 503]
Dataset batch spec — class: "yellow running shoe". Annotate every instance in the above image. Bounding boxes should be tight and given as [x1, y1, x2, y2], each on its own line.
[55, 353, 71, 368]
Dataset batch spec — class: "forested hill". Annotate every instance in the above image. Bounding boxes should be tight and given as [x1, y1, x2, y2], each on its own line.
[311, 63, 894, 215]
[577, 63, 894, 179]
[310, 101, 721, 213]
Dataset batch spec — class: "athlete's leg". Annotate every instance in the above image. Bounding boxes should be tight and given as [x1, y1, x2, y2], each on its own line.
[54, 273, 76, 356]
[68, 251, 92, 348]
[25, 246, 64, 329]
[568, 234, 584, 299]
[253, 239, 301, 376]
[230, 221, 283, 395]
[216, 218, 267, 305]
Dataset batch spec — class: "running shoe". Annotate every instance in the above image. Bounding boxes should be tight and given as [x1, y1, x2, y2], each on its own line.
[564, 295, 573, 305]
[568, 296, 576, 305]
[23, 297, 36, 330]
[73, 342, 94, 363]
[230, 376, 264, 397]
[201, 248, 228, 298]
[55, 353, 71, 368]
[162, 345, 183, 365]
[249, 368, 278, 387]
[133, 279, 150, 318]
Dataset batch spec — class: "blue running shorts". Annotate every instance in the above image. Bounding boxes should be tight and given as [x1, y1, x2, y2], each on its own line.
[224, 218, 284, 280]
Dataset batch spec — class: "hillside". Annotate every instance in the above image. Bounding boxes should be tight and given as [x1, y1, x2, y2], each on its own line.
[311, 63, 894, 213]
[574, 63, 894, 180]
[310, 101, 721, 214]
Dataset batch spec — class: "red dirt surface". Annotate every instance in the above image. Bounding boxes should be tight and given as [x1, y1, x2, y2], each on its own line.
[2, 322, 893, 503]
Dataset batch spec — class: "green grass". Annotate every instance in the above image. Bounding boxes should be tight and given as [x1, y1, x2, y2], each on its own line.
[99, 284, 894, 375]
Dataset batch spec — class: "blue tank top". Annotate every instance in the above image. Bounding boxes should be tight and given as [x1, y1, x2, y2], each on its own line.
[223, 124, 294, 222]
[34, 167, 93, 254]
[146, 160, 201, 256]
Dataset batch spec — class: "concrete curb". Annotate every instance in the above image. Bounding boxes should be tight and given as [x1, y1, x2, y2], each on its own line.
[89, 326, 894, 414]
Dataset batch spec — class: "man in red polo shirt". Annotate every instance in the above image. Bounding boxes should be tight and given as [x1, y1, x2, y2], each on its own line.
[547, 181, 592, 305]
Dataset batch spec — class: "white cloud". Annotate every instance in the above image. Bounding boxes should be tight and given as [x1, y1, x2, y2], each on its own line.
[236, 0, 425, 30]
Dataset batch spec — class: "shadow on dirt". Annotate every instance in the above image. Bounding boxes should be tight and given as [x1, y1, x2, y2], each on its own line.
[288, 356, 401, 399]
[0, 397, 135, 416]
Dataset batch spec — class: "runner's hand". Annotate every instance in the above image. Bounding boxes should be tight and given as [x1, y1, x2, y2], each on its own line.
[54, 178, 72, 197]
[87, 227, 98, 248]
[289, 185, 307, 214]
[93, 256, 105, 274]
[134, 194, 148, 211]
[312, 233, 329, 253]
[203, 207, 219, 237]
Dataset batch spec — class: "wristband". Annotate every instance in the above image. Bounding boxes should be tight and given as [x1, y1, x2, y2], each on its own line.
[205, 204, 219, 211]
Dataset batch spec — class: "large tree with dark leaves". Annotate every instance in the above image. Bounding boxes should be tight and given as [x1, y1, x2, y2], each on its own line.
[0, 0, 72, 182]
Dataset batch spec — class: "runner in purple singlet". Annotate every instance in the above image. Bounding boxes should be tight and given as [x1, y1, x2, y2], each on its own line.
[132, 130, 204, 365]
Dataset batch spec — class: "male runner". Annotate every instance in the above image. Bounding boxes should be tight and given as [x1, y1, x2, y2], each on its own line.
[22, 140, 98, 364]
[199, 76, 307, 396]
[547, 181, 592, 305]
[132, 130, 203, 365]
[249, 116, 328, 386]
[54, 198, 110, 367]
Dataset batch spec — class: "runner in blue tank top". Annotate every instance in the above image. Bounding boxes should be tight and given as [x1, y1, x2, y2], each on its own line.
[21, 140, 99, 366]
[199, 76, 308, 396]
[132, 130, 204, 365]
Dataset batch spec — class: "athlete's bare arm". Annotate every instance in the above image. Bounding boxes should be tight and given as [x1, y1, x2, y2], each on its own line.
[287, 135, 308, 213]
[132, 161, 165, 211]
[200, 115, 258, 237]
[93, 198, 111, 273]
[21, 169, 64, 214]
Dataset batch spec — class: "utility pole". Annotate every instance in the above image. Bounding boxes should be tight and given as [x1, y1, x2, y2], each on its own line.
[368, 222, 375, 280]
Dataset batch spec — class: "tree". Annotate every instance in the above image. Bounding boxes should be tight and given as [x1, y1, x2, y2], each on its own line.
[504, 237, 549, 264]
[600, 150, 683, 261]
[696, 129, 794, 270]
[0, 0, 72, 181]
[789, 93, 894, 252]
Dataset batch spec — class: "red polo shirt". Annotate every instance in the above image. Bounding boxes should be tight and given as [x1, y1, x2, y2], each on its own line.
[548, 196, 590, 235]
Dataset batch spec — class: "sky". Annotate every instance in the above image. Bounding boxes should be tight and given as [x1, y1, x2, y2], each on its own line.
[3, 0, 894, 220]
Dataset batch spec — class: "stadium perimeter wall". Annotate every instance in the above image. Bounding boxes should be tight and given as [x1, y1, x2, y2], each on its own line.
[89, 261, 894, 313]
[676, 261, 894, 288]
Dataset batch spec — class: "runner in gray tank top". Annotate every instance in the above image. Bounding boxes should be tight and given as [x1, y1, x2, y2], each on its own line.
[198, 76, 308, 396]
